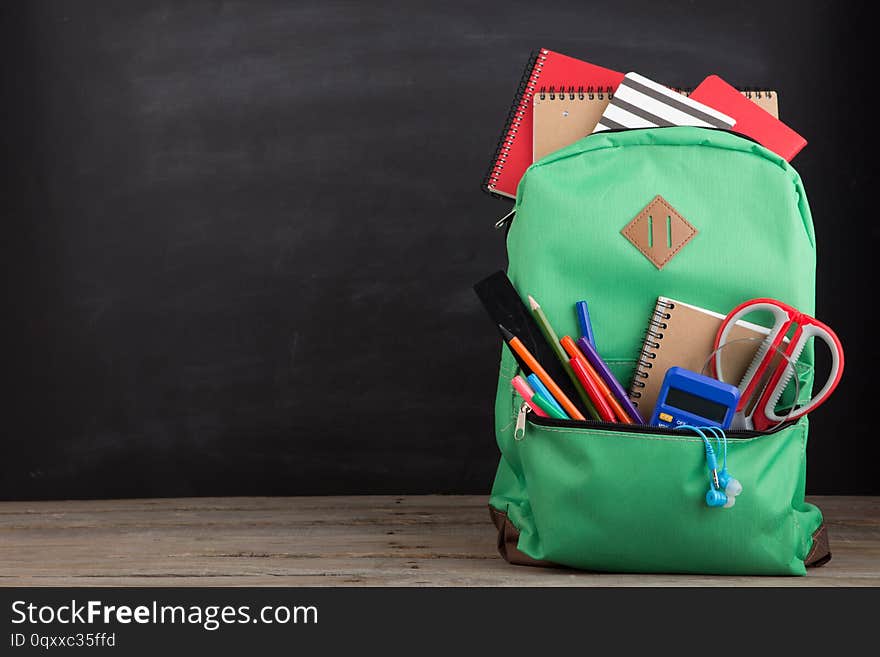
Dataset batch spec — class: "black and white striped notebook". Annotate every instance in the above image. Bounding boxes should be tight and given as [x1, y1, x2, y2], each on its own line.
[593, 72, 735, 133]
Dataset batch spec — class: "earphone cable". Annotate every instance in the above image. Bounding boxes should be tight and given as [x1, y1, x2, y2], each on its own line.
[675, 425, 714, 487]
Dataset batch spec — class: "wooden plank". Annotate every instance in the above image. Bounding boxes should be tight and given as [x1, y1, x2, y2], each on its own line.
[0, 496, 877, 586]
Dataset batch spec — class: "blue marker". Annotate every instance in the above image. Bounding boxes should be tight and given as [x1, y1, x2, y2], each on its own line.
[575, 300, 596, 348]
[526, 373, 567, 417]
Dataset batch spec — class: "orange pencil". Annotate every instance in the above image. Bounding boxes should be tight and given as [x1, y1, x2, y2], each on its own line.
[560, 335, 634, 424]
[499, 324, 585, 421]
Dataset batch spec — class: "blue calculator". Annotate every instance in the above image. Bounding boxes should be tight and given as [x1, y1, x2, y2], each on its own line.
[650, 367, 740, 430]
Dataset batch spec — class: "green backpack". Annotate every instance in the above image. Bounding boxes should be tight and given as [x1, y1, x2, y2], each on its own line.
[488, 126, 830, 575]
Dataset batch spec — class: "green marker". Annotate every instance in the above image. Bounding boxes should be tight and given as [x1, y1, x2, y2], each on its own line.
[531, 390, 568, 420]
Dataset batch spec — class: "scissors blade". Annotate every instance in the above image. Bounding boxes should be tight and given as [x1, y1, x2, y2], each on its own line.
[736, 331, 782, 412]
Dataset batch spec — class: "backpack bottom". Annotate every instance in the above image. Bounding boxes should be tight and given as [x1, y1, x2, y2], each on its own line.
[489, 506, 832, 573]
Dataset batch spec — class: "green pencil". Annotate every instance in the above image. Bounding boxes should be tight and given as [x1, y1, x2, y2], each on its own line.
[529, 295, 601, 421]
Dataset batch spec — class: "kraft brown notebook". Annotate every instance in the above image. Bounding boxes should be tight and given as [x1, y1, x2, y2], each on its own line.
[628, 296, 774, 420]
[533, 87, 779, 162]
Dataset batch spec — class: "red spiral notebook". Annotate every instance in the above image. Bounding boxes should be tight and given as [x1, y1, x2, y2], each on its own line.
[689, 75, 806, 161]
[483, 49, 624, 199]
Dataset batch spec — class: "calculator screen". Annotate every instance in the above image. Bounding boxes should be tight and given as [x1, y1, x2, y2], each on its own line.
[665, 387, 728, 423]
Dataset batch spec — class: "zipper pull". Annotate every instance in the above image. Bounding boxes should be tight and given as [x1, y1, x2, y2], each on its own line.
[494, 207, 516, 230]
[514, 402, 530, 441]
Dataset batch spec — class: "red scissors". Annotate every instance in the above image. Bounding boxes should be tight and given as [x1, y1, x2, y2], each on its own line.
[713, 298, 844, 431]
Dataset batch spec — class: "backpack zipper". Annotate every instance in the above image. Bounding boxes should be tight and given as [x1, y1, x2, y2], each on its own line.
[494, 126, 763, 230]
[494, 207, 516, 230]
[514, 401, 790, 440]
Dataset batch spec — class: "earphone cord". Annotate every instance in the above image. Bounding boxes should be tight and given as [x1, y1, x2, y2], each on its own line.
[704, 426, 728, 471]
[675, 424, 715, 487]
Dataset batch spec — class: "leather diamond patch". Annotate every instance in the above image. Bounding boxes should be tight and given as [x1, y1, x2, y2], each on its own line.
[621, 195, 697, 270]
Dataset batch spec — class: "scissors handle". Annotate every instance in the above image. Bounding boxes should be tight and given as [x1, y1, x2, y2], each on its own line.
[715, 298, 845, 432]
[713, 299, 794, 406]
[758, 320, 845, 427]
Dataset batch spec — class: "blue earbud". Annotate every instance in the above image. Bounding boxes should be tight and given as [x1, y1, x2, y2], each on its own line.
[718, 469, 743, 497]
[677, 425, 742, 509]
[705, 488, 730, 507]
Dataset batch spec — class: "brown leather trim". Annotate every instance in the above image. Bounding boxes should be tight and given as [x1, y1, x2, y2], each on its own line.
[488, 506, 556, 568]
[621, 195, 698, 270]
[805, 523, 832, 568]
[489, 505, 505, 532]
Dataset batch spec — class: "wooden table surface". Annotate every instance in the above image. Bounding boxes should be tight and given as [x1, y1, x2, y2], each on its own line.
[1, 495, 877, 586]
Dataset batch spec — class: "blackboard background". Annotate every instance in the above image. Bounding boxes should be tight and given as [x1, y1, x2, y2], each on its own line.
[2, 0, 875, 499]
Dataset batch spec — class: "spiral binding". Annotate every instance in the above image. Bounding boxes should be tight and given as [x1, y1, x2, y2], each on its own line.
[537, 85, 615, 101]
[629, 299, 676, 405]
[482, 49, 548, 198]
[675, 86, 775, 100]
[742, 88, 775, 100]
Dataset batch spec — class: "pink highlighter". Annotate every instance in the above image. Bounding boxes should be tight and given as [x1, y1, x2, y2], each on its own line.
[511, 375, 549, 418]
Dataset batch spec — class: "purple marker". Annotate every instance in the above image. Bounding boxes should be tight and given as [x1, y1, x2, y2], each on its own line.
[576, 336, 645, 424]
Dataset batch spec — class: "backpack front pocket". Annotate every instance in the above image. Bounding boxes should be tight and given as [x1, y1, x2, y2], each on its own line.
[512, 416, 822, 575]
